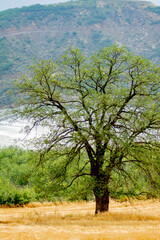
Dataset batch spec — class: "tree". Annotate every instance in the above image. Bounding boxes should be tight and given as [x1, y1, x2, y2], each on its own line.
[13, 45, 160, 213]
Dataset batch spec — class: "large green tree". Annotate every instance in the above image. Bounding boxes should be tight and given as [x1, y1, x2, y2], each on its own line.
[14, 45, 160, 213]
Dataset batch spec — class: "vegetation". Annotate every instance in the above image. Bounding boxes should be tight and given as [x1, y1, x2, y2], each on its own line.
[0, 37, 13, 73]
[12, 45, 160, 213]
[1, 200, 160, 239]
[0, 145, 159, 207]
[0, 147, 35, 205]
[148, 6, 160, 15]
[0, 0, 160, 107]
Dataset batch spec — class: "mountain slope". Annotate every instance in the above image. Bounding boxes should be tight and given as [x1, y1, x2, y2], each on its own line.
[0, 0, 160, 107]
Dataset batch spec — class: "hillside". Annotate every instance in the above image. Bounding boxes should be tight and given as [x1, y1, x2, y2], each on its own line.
[0, 0, 160, 107]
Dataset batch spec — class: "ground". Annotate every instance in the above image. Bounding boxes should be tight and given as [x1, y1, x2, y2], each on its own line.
[0, 199, 160, 240]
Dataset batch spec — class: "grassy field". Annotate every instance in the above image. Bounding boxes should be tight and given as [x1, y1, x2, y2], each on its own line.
[0, 199, 160, 240]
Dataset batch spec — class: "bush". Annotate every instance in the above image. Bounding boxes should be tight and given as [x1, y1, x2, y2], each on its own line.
[0, 178, 36, 206]
[0, 147, 36, 206]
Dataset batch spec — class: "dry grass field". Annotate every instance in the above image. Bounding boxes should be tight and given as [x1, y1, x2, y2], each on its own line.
[0, 199, 160, 240]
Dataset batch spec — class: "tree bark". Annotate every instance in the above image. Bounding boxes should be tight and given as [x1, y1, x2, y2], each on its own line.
[94, 184, 109, 214]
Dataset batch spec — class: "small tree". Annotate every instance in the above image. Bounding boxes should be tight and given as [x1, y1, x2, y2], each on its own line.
[14, 45, 160, 213]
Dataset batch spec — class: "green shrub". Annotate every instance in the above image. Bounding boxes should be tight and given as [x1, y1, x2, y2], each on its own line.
[148, 6, 160, 15]
[0, 178, 36, 206]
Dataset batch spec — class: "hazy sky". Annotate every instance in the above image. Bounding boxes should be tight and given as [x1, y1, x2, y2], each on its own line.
[0, 0, 160, 11]
[142, 0, 160, 5]
[0, 0, 70, 11]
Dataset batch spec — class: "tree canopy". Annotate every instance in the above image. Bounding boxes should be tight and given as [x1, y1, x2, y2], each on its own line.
[14, 45, 160, 213]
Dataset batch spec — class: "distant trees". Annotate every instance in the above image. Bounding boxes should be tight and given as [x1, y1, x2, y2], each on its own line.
[14, 45, 160, 213]
[0, 147, 35, 206]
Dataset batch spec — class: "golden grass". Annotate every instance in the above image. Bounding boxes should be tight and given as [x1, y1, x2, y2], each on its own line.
[11, 210, 160, 226]
[0, 199, 160, 240]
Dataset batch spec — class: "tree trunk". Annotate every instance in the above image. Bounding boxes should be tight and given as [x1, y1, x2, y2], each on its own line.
[94, 184, 109, 214]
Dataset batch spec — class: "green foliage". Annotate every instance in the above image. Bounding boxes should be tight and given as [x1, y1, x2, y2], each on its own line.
[0, 144, 159, 206]
[149, 47, 160, 59]
[29, 150, 93, 202]
[0, 37, 13, 74]
[0, 8, 20, 28]
[12, 45, 160, 213]
[0, 147, 31, 184]
[148, 6, 160, 15]
[0, 2, 77, 28]
[0, 0, 160, 108]
[0, 147, 36, 205]
[0, 147, 93, 204]
[85, 10, 106, 25]
[151, 20, 160, 25]
[100, 38, 113, 48]
[110, 162, 160, 200]
[0, 178, 36, 206]
[91, 30, 102, 42]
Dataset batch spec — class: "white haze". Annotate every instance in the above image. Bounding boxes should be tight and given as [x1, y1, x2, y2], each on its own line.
[140, 0, 160, 5]
[0, 0, 70, 11]
[0, 111, 46, 148]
